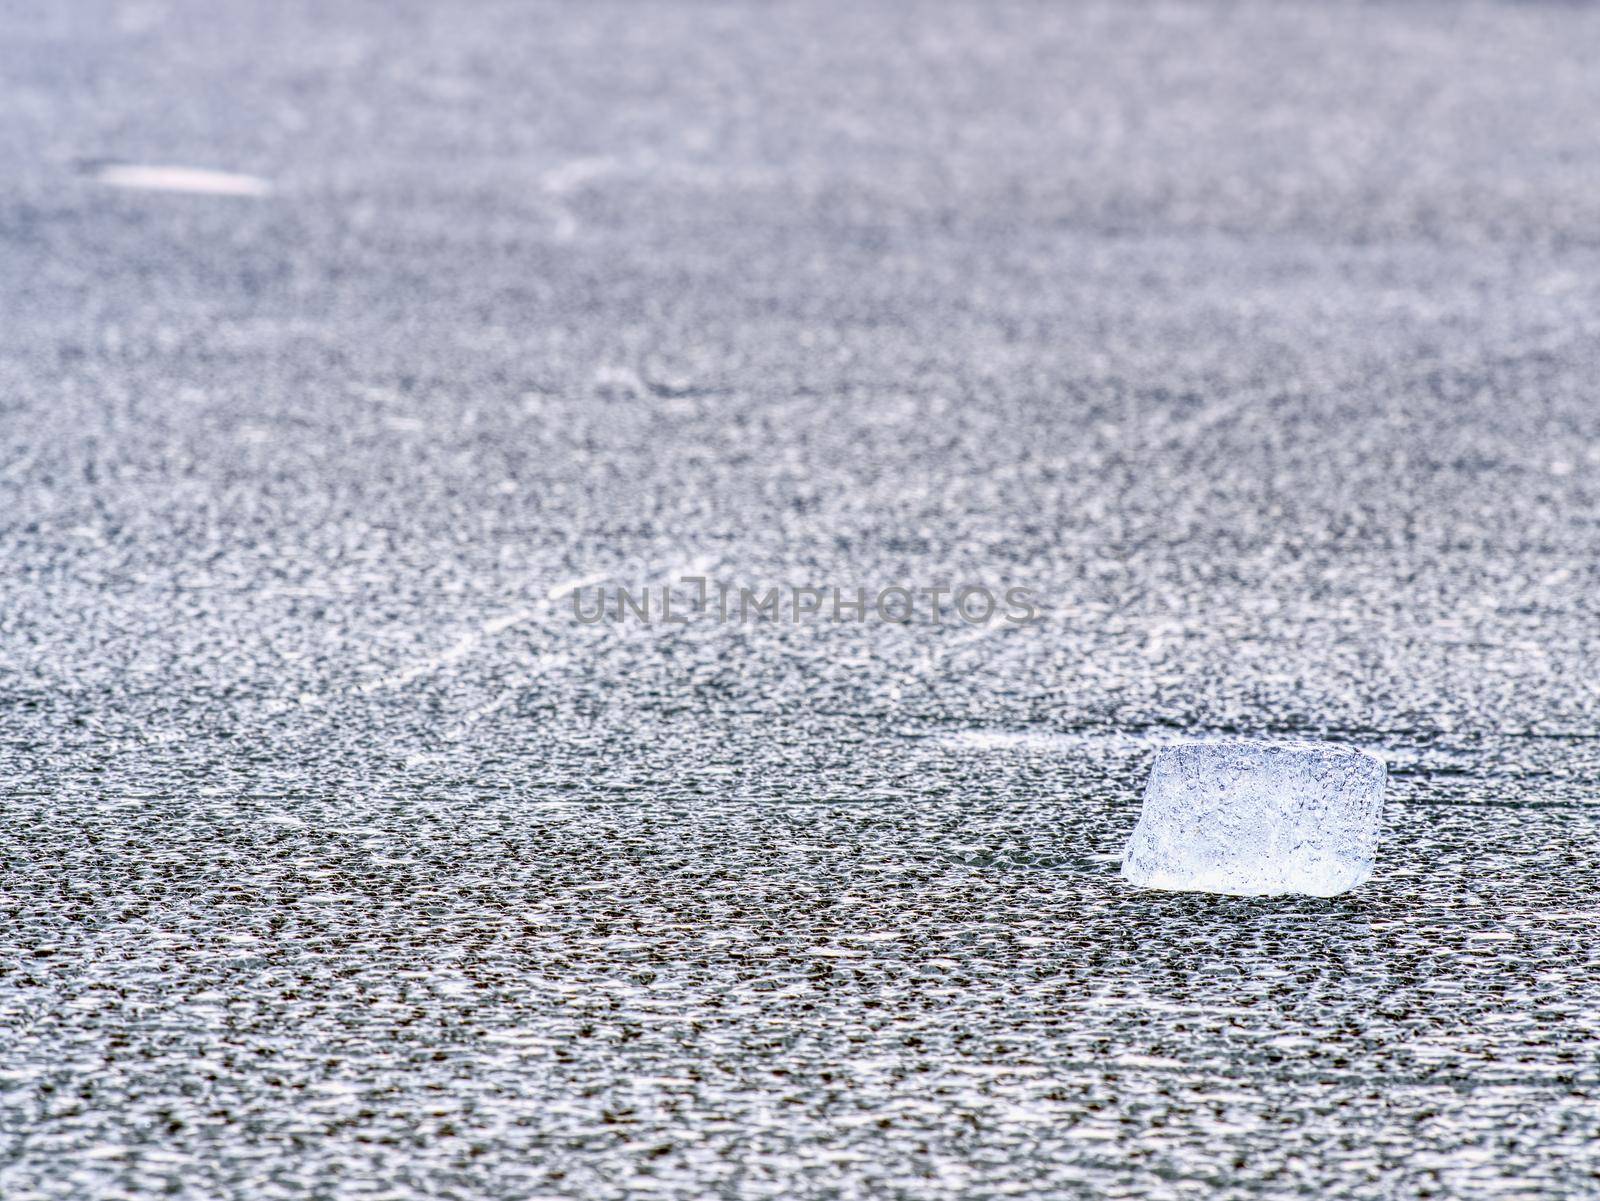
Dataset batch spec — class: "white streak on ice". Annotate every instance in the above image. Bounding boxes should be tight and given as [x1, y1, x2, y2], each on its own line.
[357, 559, 715, 694]
[93, 164, 273, 197]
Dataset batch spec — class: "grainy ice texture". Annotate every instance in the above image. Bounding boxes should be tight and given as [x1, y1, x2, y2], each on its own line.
[1121, 740, 1386, 897]
[5, 1, 1600, 1199]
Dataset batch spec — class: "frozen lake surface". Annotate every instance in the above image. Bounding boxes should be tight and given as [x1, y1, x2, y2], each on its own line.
[3, 1, 1600, 1196]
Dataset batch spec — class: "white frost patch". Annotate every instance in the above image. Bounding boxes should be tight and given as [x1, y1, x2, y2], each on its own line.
[93, 164, 272, 197]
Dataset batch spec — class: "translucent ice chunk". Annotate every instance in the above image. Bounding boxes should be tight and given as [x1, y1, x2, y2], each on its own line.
[1120, 739, 1386, 897]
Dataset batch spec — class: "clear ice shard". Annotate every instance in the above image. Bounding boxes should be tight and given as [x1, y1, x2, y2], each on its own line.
[1120, 739, 1386, 897]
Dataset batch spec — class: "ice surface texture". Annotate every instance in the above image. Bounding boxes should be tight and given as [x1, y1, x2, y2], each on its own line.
[1121, 740, 1386, 897]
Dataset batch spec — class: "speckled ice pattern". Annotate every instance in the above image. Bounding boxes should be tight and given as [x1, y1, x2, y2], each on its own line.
[4, 0, 1600, 1198]
[1122, 740, 1386, 897]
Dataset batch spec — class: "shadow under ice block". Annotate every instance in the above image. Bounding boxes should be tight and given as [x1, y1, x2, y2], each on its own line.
[1120, 740, 1387, 897]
